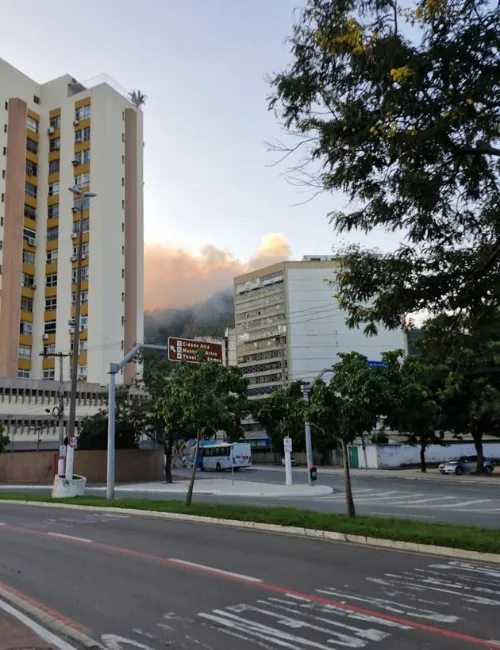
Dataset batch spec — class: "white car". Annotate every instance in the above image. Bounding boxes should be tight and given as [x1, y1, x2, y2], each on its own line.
[438, 456, 494, 475]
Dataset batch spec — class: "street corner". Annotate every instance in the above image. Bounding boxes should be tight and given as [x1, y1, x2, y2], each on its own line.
[0, 607, 51, 650]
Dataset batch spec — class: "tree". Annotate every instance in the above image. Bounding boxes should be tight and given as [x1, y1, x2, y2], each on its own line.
[419, 313, 500, 472]
[155, 354, 249, 505]
[309, 353, 389, 517]
[382, 350, 444, 472]
[0, 425, 9, 453]
[251, 382, 306, 455]
[269, 0, 500, 338]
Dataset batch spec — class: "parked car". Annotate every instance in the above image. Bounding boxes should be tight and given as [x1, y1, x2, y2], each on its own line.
[281, 456, 297, 466]
[438, 456, 495, 475]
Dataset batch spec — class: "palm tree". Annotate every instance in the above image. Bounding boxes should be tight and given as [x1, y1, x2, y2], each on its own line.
[129, 90, 147, 108]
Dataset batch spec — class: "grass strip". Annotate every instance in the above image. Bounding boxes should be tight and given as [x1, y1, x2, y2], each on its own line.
[0, 493, 497, 555]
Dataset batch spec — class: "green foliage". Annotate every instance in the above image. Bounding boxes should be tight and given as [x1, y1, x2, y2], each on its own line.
[251, 382, 306, 451]
[370, 430, 389, 444]
[269, 0, 500, 335]
[382, 350, 444, 471]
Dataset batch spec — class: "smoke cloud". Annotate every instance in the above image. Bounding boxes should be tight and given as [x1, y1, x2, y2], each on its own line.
[144, 233, 292, 310]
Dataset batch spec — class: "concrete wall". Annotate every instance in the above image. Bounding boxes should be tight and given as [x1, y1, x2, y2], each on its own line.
[0, 449, 163, 484]
[356, 442, 500, 469]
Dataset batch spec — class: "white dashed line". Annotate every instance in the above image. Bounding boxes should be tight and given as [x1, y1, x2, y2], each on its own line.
[168, 558, 262, 583]
[47, 532, 93, 543]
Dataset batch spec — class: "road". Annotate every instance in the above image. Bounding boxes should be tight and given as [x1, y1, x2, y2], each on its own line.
[1, 467, 499, 527]
[0, 502, 499, 649]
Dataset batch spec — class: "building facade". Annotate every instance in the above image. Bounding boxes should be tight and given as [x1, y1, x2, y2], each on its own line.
[0, 58, 144, 387]
[234, 256, 405, 400]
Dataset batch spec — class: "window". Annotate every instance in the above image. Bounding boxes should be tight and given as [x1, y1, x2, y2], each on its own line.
[44, 320, 56, 333]
[75, 127, 90, 143]
[26, 116, 38, 133]
[121, 292, 124, 302]
[74, 172, 90, 187]
[22, 251, 35, 265]
[23, 228, 36, 243]
[72, 267, 89, 282]
[121, 269, 125, 279]
[25, 160, 37, 177]
[21, 297, 33, 313]
[74, 149, 90, 165]
[49, 138, 60, 152]
[72, 243, 89, 257]
[18, 344, 31, 359]
[17, 369, 30, 379]
[75, 105, 91, 120]
[43, 343, 56, 355]
[25, 181, 37, 198]
[49, 116, 60, 130]
[121, 177, 124, 186]
[72, 290, 88, 304]
[78, 365, 87, 379]
[48, 159, 60, 174]
[122, 155, 125, 164]
[122, 245, 124, 255]
[43, 369, 55, 380]
[46, 249, 58, 264]
[20, 320, 33, 335]
[26, 138, 38, 154]
[48, 182, 59, 196]
[46, 273, 57, 287]
[121, 222, 124, 232]
[33, 95, 40, 105]
[1, 169, 4, 177]
[71, 340, 87, 354]
[45, 297, 57, 311]
[48, 204, 59, 219]
[72, 219, 89, 234]
[122, 133, 125, 142]
[24, 204, 36, 219]
[73, 196, 90, 211]
[46, 227, 58, 240]
[21, 273, 34, 288]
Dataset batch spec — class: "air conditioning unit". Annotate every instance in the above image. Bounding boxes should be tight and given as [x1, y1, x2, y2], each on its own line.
[73, 119, 80, 126]
[43, 333, 49, 340]
[27, 237, 36, 246]
[47, 127, 55, 135]
[81, 324, 87, 330]
[78, 375, 87, 382]
[72, 207, 78, 214]
[69, 326, 75, 333]
[68, 319, 75, 326]
[81, 254, 87, 260]
[70, 255, 77, 262]
[71, 232, 78, 239]
[31, 284, 36, 290]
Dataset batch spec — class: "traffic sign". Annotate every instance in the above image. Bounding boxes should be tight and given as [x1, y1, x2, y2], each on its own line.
[368, 360, 388, 368]
[168, 337, 223, 364]
[69, 436, 78, 449]
[283, 436, 293, 453]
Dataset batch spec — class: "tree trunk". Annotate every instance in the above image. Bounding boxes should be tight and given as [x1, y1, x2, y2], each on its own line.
[185, 430, 202, 506]
[419, 439, 427, 473]
[472, 427, 485, 473]
[340, 439, 356, 518]
[164, 438, 173, 484]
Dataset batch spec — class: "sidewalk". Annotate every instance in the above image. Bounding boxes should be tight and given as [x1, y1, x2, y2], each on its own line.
[0, 607, 51, 649]
[94, 478, 334, 498]
[253, 465, 500, 484]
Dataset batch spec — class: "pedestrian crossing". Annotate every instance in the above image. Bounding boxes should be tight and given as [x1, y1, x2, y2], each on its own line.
[313, 488, 500, 513]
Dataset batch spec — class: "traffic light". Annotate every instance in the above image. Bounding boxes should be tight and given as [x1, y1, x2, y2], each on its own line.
[309, 466, 317, 482]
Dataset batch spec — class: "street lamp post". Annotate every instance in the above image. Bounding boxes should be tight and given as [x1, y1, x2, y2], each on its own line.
[66, 187, 96, 478]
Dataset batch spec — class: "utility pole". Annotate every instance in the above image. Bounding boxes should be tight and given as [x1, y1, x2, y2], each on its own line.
[40, 351, 69, 474]
[67, 187, 97, 452]
[303, 368, 332, 486]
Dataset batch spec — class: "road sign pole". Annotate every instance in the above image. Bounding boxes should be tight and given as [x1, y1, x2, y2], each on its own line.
[283, 436, 293, 486]
[66, 444, 74, 482]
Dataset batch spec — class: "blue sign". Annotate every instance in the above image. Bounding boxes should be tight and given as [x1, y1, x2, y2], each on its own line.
[368, 360, 388, 368]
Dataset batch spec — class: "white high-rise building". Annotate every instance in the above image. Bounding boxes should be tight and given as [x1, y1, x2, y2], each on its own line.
[0, 58, 144, 386]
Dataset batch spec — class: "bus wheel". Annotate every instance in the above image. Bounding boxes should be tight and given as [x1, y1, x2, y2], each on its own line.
[216, 462, 221, 472]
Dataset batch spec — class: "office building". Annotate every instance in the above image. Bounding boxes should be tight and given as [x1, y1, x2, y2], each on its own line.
[0, 58, 144, 386]
[234, 256, 405, 400]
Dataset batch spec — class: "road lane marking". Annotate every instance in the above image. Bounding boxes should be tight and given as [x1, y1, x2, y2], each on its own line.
[1, 520, 499, 647]
[48, 532, 93, 543]
[0, 597, 79, 650]
[168, 558, 262, 583]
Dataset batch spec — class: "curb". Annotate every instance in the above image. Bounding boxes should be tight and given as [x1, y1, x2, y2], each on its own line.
[1, 499, 499, 565]
[0, 585, 101, 648]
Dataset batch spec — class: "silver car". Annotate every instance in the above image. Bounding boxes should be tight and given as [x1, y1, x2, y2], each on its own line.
[438, 456, 495, 475]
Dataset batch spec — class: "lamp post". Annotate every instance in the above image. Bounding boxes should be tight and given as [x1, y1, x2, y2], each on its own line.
[66, 186, 96, 477]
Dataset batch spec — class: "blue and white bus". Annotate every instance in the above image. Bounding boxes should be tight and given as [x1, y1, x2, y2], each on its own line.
[199, 442, 252, 472]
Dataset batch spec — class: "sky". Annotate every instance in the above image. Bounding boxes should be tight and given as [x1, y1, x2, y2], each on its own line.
[1, 0, 401, 309]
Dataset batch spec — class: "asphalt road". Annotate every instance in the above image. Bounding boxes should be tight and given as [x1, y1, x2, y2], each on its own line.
[0, 503, 499, 650]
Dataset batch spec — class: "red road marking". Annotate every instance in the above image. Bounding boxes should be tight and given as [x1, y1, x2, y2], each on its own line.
[0, 521, 499, 648]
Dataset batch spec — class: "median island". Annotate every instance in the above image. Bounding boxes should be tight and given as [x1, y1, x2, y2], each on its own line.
[0, 493, 498, 556]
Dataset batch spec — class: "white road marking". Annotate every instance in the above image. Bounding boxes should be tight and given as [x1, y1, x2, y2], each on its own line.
[101, 634, 156, 649]
[0, 597, 79, 650]
[0, 522, 5, 525]
[449, 500, 492, 508]
[168, 558, 262, 583]
[47, 532, 93, 543]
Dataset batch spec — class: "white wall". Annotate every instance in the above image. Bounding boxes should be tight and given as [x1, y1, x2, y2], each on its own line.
[286, 267, 405, 383]
[357, 442, 500, 469]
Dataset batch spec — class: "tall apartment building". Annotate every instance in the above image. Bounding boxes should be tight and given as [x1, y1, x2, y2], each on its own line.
[234, 256, 405, 401]
[0, 59, 144, 386]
